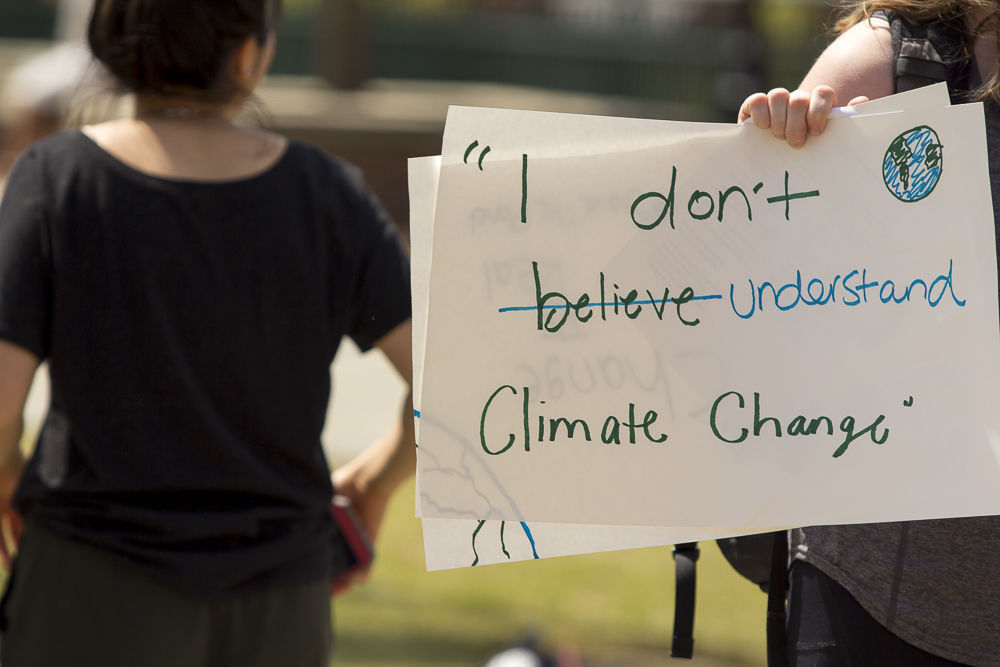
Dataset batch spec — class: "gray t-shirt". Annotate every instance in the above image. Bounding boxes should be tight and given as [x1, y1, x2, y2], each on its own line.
[793, 63, 1000, 666]
[793, 518, 1000, 664]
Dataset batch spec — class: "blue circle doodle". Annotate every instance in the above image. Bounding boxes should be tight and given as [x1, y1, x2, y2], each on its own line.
[883, 125, 943, 203]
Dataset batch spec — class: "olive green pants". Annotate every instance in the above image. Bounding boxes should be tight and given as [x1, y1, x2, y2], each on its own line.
[0, 522, 331, 667]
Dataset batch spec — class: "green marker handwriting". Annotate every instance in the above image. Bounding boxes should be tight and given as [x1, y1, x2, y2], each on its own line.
[480, 384, 669, 455]
[531, 260, 702, 332]
[709, 390, 891, 458]
[630, 168, 820, 230]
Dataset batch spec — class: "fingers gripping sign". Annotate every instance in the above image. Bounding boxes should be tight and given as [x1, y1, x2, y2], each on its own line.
[792, 88, 825, 143]
[739, 86, 857, 148]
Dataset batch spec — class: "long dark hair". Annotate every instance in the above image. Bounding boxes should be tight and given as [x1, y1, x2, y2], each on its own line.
[88, 0, 282, 102]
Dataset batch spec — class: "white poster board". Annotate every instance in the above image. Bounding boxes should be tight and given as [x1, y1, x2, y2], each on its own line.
[410, 155, 757, 569]
[411, 85, 1000, 569]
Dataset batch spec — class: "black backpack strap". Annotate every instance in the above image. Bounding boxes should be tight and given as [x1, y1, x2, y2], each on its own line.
[879, 9, 974, 99]
[889, 12, 948, 91]
[673, 533, 786, 662]
[670, 542, 699, 659]
[766, 531, 789, 667]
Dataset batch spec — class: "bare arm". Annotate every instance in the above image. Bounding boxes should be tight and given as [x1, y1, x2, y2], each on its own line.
[0, 340, 37, 482]
[738, 16, 894, 147]
[0, 340, 40, 566]
[331, 318, 415, 542]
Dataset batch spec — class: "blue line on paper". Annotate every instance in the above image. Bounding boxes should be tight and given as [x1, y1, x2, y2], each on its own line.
[520, 522, 539, 559]
[417, 415, 542, 563]
[498, 294, 722, 313]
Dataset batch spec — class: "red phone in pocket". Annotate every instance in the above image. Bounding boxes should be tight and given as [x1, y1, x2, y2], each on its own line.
[329, 495, 374, 594]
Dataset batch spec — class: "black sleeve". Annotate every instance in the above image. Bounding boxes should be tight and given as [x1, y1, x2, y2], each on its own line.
[344, 174, 412, 352]
[0, 148, 51, 359]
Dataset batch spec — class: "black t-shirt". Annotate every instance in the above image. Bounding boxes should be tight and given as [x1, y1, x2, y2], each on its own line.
[0, 131, 411, 591]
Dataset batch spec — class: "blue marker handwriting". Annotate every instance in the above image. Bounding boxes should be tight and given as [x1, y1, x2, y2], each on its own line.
[730, 259, 966, 319]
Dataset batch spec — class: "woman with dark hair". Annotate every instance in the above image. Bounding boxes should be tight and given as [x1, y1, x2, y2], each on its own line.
[741, 1, 1000, 664]
[0, 1, 414, 665]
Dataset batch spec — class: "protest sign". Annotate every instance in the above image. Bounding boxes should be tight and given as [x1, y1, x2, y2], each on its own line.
[410, 155, 758, 569]
[411, 85, 1000, 568]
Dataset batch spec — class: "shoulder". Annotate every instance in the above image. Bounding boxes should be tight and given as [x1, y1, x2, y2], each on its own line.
[3, 130, 90, 200]
[278, 140, 384, 216]
[280, 138, 342, 171]
[800, 14, 894, 103]
[12, 130, 89, 169]
[26, 128, 91, 159]
[281, 139, 365, 188]
[14, 130, 97, 181]
[288, 139, 365, 188]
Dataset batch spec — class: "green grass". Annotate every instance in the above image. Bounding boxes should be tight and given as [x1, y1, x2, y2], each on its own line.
[333, 480, 768, 666]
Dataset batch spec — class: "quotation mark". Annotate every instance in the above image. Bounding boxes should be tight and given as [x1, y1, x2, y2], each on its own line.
[464, 140, 491, 171]
[462, 140, 529, 224]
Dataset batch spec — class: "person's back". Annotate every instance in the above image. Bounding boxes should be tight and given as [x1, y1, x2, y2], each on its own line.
[8, 128, 403, 587]
[0, 1, 415, 665]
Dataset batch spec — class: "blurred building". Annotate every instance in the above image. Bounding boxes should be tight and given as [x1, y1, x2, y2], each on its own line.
[0, 0, 832, 228]
[307, 0, 829, 121]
